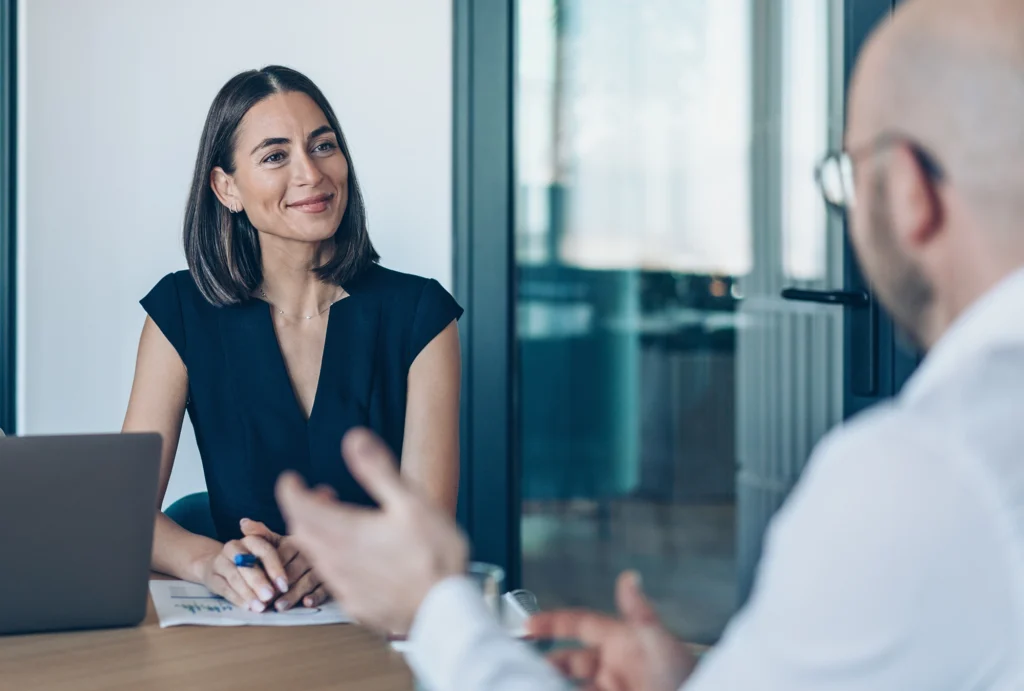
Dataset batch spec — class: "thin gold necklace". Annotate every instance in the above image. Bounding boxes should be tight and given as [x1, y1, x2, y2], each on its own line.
[259, 288, 338, 321]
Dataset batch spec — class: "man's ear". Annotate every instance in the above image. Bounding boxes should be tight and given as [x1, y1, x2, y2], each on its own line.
[885, 144, 943, 252]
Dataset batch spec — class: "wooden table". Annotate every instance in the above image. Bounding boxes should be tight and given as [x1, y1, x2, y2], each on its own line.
[0, 581, 711, 690]
[0, 594, 413, 690]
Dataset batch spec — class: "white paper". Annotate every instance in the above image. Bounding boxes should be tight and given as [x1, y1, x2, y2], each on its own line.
[149, 580, 353, 628]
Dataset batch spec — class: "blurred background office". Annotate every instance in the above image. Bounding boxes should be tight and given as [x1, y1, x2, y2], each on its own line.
[0, 0, 919, 647]
[515, 0, 845, 641]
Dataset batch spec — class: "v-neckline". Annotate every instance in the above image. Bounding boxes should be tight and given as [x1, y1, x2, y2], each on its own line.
[257, 294, 351, 426]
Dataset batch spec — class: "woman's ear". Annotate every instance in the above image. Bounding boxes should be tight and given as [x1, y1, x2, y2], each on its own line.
[210, 167, 241, 213]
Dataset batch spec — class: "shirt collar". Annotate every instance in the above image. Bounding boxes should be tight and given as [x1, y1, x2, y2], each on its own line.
[901, 267, 1024, 405]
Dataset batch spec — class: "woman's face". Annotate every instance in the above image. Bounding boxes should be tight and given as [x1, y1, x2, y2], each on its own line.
[213, 91, 349, 245]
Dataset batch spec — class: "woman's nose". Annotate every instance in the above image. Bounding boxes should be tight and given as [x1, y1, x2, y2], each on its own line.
[292, 150, 323, 185]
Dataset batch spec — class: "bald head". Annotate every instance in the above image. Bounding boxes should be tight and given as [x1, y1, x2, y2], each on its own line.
[851, 0, 1024, 242]
[842, 0, 1024, 348]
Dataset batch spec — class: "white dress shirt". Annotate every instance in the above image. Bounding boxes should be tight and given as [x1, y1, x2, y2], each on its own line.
[408, 269, 1024, 691]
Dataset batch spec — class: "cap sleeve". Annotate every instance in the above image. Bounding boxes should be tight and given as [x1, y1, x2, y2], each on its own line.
[140, 273, 187, 363]
[409, 279, 463, 365]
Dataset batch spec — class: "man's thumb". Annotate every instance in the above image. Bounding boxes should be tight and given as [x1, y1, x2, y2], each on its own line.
[276, 471, 322, 529]
[341, 428, 407, 508]
[616, 571, 658, 625]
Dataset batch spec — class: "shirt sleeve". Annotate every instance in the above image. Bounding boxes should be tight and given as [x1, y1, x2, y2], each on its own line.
[683, 415, 1014, 691]
[140, 272, 187, 363]
[408, 576, 569, 691]
[408, 279, 463, 368]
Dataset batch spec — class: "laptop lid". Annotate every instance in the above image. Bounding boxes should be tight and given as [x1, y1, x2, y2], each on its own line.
[0, 433, 161, 635]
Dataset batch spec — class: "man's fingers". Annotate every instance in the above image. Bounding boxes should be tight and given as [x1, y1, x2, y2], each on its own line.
[277, 473, 345, 530]
[276, 472, 315, 524]
[548, 649, 599, 681]
[340, 428, 408, 508]
[615, 570, 658, 625]
[528, 609, 621, 645]
[312, 484, 338, 501]
[276, 472, 374, 544]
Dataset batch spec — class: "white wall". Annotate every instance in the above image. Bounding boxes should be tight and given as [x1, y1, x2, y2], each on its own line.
[17, 0, 453, 507]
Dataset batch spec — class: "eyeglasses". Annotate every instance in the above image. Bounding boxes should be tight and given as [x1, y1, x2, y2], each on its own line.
[815, 133, 945, 213]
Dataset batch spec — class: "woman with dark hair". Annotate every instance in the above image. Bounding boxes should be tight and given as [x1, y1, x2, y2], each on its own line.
[122, 66, 462, 614]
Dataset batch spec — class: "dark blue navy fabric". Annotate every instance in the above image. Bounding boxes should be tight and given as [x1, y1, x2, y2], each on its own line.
[141, 264, 462, 541]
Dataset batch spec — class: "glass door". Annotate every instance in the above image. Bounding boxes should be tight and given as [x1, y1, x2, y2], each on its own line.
[514, 0, 848, 644]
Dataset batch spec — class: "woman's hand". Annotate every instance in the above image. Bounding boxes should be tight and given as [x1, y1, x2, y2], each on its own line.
[240, 518, 328, 611]
[193, 533, 290, 612]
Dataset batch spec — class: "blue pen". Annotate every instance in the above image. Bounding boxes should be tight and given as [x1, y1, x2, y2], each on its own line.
[234, 553, 262, 568]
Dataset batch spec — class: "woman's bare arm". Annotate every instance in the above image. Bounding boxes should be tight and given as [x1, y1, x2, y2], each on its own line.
[400, 321, 461, 516]
[123, 316, 221, 582]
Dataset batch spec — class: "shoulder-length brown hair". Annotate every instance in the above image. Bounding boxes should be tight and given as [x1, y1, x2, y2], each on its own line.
[184, 65, 379, 306]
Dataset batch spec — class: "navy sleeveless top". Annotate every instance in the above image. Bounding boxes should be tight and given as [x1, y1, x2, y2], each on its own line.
[141, 264, 463, 541]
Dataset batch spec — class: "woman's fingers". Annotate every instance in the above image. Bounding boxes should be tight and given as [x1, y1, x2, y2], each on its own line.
[275, 563, 319, 611]
[220, 540, 274, 611]
[212, 552, 261, 611]
[278, 536, 301, 567]
[284, 551, 312, 586]
[222, 525, 320, 611]
[241, 535, 290, 594]
[303, 583, 329, 608]
[239, 518, 282, 546]
[204, 571, 247, 609]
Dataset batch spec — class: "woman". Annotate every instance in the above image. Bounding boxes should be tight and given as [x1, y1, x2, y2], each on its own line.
[122, 66, 461, 615]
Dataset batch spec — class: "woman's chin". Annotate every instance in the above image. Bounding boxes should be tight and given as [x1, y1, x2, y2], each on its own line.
[267, 221, 343, 245]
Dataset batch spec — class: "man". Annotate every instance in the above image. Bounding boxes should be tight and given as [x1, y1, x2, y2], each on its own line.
[276, 0, 1024, 688]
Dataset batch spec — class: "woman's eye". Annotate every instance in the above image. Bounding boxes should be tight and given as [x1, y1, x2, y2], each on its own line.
[313, 141, 336, 154]
[263, 152, 285, 164]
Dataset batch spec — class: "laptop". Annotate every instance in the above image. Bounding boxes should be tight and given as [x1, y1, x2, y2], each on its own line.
[0, 433, 162, 635]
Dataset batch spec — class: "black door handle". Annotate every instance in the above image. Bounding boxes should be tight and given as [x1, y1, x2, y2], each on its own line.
[781, 288, 869, 308]
[782, 286, 877, 397]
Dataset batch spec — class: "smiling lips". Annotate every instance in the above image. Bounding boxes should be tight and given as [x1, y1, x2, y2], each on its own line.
[288, 193, 334, 214]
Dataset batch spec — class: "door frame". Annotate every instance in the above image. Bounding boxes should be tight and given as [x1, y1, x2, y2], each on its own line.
[452, 0, 520, 585]
[0, 0, 16, 435]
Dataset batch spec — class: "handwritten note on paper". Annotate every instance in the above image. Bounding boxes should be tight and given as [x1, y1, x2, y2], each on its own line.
[149, 580, 353, 628]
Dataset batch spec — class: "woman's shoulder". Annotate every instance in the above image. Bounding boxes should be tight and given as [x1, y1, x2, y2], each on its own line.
[347, 264, 462, 365]
[348, 263, 462, 336]
[143, 269, 214, 314]
[347, 263, 445, 304]
[149, 268, 196, 295]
